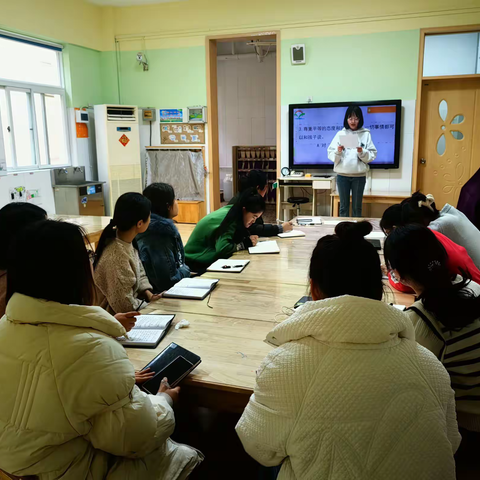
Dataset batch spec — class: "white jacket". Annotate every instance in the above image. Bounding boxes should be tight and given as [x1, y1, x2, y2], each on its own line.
[0, 294, 202, 479]
[236, 296, 460, 480]
[327, 128, 377, 176]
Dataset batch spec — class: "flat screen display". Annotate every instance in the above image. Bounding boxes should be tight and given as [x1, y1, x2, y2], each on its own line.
[289, 100, 402, 169]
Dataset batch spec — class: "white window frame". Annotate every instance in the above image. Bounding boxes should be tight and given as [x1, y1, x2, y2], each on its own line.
[0, 39, 71, 172]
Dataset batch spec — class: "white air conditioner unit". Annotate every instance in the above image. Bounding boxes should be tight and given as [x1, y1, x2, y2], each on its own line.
[94, 105, 142, 215]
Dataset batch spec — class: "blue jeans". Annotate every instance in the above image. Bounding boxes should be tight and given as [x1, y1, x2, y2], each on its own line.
[336, 175, 366, 218]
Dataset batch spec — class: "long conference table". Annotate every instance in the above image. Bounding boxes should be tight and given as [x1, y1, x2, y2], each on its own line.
[53, 215, 415, 413]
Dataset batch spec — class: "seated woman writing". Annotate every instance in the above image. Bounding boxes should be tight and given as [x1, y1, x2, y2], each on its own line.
[185, 190, 265, 271]
[236, 221, 460, 480]
[229, 170, 293, 236]
[0, 219, 202, 479]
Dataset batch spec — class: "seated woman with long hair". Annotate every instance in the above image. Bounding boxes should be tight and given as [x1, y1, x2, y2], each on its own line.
[229, 170, 293, 236]
[94, 192, 161, 313]
[381, 191, 480, 269]
[185, 189, 265, 271]
[0, 219, 202, 478]
[137, 183, 191, 293]
[236, 221, 460, 480]
[385, 224, 480, 433]
[381, 203, 480, 292]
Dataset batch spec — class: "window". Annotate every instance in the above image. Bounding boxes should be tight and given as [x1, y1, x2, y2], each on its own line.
[0, 33, 70, 171]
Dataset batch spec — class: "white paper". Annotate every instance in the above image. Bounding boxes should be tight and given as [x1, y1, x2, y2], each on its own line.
[392, 304, 406, 311]
[117, 330, 162, 345]
[134, 315, 173, 329]
[365, 231, 386, 240]
[339, 134, 359, 149]
[249, 240, 280, 254]
[278, 230, 306, 238]
[207, 259, 250, 273]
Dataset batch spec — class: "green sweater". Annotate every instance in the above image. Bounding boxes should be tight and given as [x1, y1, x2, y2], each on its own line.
[185, 205, 245, 267]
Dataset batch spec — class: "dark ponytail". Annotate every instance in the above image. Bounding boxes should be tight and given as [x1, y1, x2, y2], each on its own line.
[216, 188, 265, 241]
[381, 192, 440, 232]
[94, 193, 151, 268]
[384, 224, 480, 330]
[309, 221, 383, 301]
[239, 170, 268, 193]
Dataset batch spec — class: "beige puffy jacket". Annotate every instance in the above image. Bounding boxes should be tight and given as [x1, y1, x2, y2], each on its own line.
[0, 293, 202, 479]
[236, 295, 461, 480]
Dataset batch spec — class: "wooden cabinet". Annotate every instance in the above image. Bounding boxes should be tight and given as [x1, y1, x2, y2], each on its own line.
[232, 146, 277, 205]
[176, 201, 206, 224]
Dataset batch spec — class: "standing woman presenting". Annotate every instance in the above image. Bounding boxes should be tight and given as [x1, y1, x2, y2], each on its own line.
[328, 106, 377, 217]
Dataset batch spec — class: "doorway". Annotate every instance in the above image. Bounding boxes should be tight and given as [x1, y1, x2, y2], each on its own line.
[206, 32, 280, 213]
[417, 77, 480, 207]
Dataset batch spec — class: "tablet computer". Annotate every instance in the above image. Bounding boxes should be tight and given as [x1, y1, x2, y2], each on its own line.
[141, 342, 201, 394]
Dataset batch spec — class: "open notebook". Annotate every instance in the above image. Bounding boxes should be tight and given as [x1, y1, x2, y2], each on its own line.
[278, 230, 305, 238]
[249, 240, 280, 254]
[117, 314, 174, 348]
[163, 278, 219, 300]
[207, 259, 250, 273]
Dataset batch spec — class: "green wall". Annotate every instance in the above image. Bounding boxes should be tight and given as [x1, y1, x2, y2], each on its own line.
[62, 29, 420, 110]
[63, 44, 104, 107]
[281, 30, 420, 104]
[114, 46, 207, 107]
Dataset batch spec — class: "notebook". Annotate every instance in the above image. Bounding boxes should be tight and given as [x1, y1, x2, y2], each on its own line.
[117, 314, 174, 348]
[142, 342, 202, 393]
[163, 278, 219, 300]
[248, 240, 280, 254]
[207, 259, 250, 273]
[278, 230, 306, 238]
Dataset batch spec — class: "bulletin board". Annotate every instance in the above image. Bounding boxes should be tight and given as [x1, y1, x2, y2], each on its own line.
[160, 123, 205, 145]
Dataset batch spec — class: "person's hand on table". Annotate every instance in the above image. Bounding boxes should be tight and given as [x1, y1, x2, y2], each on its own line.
[337, 145, 344, 153]
[158, 377, 180, 404]
[250, 235, 259, 246]
[282, 222, 294, 233]
[146, 290, 163, 303]
[135, 368, 155, 385]
[357, 147, 363, 153]
[114, 311, 139, 332]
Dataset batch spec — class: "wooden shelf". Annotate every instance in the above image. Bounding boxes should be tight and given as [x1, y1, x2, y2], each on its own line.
[238, 169, 277, 173]
[233, 145, 277, 207]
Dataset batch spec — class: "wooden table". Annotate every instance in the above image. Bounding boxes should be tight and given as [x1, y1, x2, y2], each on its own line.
[330, 191, 410, 217]
[51, 214, 111, 248]
[128, 219, 414, 413]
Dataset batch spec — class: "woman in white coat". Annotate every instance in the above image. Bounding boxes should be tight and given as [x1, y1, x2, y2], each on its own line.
[327, 106, 377, 217]
[236, 221, 460, 480]
[0, 219, 203, 479]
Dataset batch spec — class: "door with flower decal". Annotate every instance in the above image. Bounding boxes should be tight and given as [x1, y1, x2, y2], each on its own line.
[417, 78, 480, 209]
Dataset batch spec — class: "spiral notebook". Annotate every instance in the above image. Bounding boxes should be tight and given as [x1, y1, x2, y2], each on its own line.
[117, 314, 174, 348]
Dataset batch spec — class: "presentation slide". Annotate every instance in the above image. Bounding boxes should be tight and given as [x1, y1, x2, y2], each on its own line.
[291, 104, 398, 167]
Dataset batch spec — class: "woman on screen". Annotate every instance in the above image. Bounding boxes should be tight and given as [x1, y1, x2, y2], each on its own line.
[327, 106, 377, 217]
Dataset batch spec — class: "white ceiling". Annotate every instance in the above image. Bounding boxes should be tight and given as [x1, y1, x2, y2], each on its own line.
[87, 0, 187, 6]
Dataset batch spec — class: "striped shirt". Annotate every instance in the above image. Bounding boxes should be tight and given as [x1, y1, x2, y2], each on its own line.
[406, 277, 480, 431]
